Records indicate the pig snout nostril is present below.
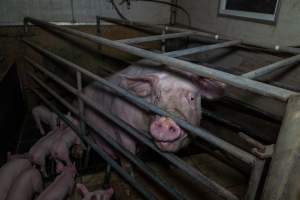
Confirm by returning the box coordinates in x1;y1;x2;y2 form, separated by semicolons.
169;126;177;133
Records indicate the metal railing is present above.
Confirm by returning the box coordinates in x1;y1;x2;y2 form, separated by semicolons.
22;17;300;200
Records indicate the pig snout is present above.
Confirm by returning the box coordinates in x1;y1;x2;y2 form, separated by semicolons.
150;117;182;143
150;117;190;152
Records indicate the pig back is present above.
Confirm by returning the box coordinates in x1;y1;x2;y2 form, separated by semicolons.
0;158;31;200
5;167;43;200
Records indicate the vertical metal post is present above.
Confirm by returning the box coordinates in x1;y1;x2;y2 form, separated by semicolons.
161;26;167;53
245;159;266;200
262;95;300;200
96;16;101;34
76;71;89;167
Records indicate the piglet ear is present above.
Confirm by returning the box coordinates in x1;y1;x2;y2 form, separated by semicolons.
194;77;226;100
120;74;159;97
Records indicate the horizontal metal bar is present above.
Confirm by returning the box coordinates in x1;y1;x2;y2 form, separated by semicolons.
24;39;255;166
164;40;241;57
31;88;156;200
24;17;297;101
26;57;239;200
99;17;300;55
242;53;300;79
29;71;187;200
117;31;194;44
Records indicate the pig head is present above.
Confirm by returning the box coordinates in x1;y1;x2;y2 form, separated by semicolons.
119;68;226;152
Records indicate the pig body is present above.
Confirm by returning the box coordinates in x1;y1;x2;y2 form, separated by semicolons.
6;167;43;200
29;129;62;175
36;164;76;200
0;158;31;200
32;105;59;135
77;184;114;200
83;60;225;154
32;105;71;135
50;119;83;172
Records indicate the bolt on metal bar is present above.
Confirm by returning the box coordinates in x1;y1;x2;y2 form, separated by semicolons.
29;72;187;200
24;17;297;101
23;39;255;166
99;16;300;55
117;31;194;44
242;53;300;79
31;88;156;200
164;40;241;57
26;57;239;200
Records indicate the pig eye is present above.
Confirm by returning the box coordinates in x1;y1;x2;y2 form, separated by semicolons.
190;97;195;101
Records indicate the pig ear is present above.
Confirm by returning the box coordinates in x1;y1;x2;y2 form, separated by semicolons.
120;74;159;97
194;77;226;100
77;184;89;197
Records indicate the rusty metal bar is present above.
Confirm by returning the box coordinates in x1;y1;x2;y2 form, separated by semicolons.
117;31;194;44
164;40;241;57
24;17;297;102
30;88;156;200
242;54;300;79
23;40;256;166
26;57;239;200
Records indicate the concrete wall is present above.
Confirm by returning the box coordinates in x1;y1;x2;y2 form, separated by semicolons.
176;0;300;46
0;0;171;25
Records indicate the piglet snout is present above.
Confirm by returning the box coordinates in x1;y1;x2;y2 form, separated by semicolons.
150;117;182;142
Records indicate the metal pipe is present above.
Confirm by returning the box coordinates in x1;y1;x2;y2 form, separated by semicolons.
117;31;194;44
164;40;241;57
242;54;300;79
245;159;266;200
31;88;156;200
262;95;300;200
24;17;297;101
99;17;300;55
29;72;187;200
23;40;256;166
26;57;239;200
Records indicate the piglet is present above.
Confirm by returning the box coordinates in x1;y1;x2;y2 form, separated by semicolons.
32;105;59;135
36;163;77;200
32;105;71;135
51;119;84;172
5;167;43;200
29;129;62;175
77;184;114;200
0;157;31;200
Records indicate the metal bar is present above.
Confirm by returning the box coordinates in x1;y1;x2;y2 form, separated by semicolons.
262;95;300;200
29;71;187;200
100;17;300;55
242;53;300;79
117;31;193;44
76;71;86;136
31;88;156;200
23;40;256;166
164;40;241;57
245;159;266;200
24;17;297;102
26;57;239;200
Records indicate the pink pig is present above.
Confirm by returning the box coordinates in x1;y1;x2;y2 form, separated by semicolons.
36;163;77;200
77;184;114;200
83;60;226;156
5;167;43;200
0;157;31;200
